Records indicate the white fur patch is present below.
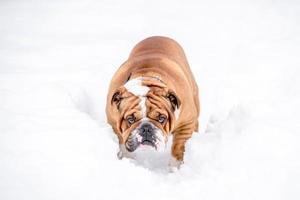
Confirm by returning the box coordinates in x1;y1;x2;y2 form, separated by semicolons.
124;77;149;118
139;96;147;118
124;77;149;96
154;128;166;152
174;108;181;120
131;129;143;143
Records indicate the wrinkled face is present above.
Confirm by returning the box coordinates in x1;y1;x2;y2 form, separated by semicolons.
110;77;181;153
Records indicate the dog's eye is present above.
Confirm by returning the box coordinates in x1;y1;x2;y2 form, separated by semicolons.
158;114;166;124
127;115;135;125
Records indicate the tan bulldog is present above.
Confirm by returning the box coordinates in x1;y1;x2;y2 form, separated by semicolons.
106;36;199;170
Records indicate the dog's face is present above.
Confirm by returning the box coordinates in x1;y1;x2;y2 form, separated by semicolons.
110;77;181;153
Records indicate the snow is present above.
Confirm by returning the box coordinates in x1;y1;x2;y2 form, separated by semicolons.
0;0;300;200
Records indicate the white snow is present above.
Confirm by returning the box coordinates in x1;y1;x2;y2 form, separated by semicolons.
0;0;300;200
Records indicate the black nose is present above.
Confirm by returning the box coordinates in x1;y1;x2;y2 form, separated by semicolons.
140;123;154;140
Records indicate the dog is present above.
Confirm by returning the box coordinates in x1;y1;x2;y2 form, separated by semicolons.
106;36;199;171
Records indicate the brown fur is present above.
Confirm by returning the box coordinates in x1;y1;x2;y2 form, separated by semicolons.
106;36;200;162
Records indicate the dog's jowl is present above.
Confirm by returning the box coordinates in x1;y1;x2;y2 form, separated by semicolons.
106;36;200;171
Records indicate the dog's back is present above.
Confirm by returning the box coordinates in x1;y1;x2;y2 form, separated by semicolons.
129;36;188;68
129;36;200;123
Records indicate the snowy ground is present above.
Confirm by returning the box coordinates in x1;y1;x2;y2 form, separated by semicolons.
0;0;300;199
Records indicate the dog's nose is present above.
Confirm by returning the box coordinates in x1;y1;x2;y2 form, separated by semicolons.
140;123;154;139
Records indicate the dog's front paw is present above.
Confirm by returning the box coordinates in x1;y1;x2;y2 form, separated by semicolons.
117;144;135;160
117;150;124;159
168;157;183;172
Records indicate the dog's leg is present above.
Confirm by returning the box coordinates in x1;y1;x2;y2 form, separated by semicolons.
117;144;135;159
169;122;194;172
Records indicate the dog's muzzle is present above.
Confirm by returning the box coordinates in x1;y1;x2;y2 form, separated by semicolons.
125;122;163;152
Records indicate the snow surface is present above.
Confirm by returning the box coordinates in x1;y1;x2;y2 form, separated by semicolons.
0;0;300;199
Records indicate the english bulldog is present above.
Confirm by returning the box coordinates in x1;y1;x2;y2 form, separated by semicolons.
106;36;200;171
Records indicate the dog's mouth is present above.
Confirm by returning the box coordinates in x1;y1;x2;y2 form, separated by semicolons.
125;138;157;152
140;139;156;148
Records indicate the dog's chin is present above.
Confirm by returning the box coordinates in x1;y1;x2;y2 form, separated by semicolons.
138;140;157;150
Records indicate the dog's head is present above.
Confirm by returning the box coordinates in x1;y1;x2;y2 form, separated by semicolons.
109;76;181;154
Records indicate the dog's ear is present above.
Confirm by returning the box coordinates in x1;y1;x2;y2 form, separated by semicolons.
167;91;181;111
111;89;123;109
